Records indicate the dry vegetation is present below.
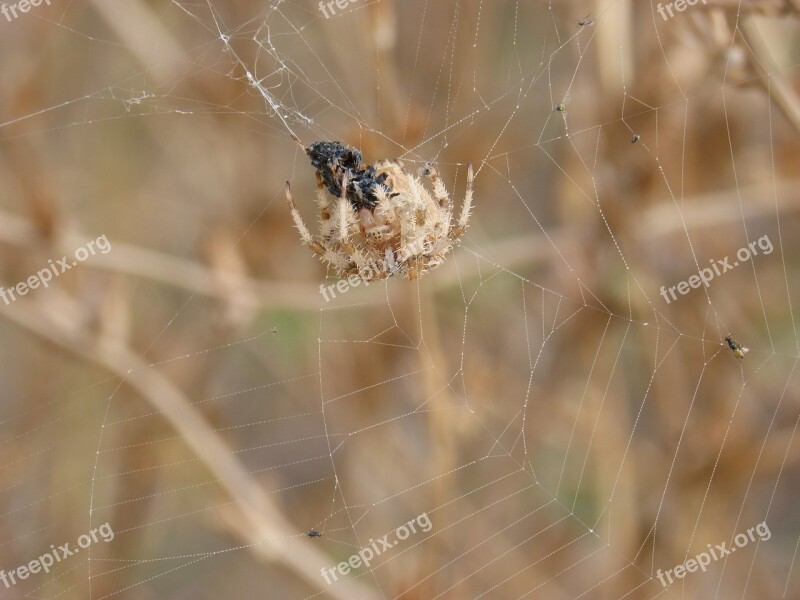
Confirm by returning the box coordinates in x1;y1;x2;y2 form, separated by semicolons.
0;0;799;598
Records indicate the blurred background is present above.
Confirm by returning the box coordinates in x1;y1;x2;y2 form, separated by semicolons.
0;0;799;598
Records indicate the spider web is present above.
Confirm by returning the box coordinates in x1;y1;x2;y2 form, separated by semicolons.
0;0;799;598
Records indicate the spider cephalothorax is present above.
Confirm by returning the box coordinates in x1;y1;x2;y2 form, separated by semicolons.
286;139;473;282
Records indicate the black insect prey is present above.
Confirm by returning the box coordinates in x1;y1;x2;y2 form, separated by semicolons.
304;141;390;211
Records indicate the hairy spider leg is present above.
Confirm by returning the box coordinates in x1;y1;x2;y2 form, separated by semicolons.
421;163;453;238
451;163;473;240
285;181;353;272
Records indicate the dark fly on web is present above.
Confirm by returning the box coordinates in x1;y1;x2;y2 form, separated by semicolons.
725;334;750;361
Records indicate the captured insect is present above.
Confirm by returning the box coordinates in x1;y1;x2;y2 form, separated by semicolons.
578;14;594;27
307;529;322;538
270;326;278;335
725;334;750;361
631;134;640;143
554;92;571;113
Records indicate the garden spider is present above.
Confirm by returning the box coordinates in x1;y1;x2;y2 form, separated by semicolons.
286;139;473;282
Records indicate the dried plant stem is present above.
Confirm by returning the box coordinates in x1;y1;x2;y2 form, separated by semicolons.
740;15;800;136
0;174;796;316
0;209;319;311
0;297;379;600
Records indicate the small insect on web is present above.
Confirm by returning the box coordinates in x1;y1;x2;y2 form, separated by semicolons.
725;334;750;361
578;13;593;27
285;138;474;282
555;92;572;113
307;529;322;538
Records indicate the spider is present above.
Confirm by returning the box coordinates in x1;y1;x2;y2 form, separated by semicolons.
285;139;473;282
